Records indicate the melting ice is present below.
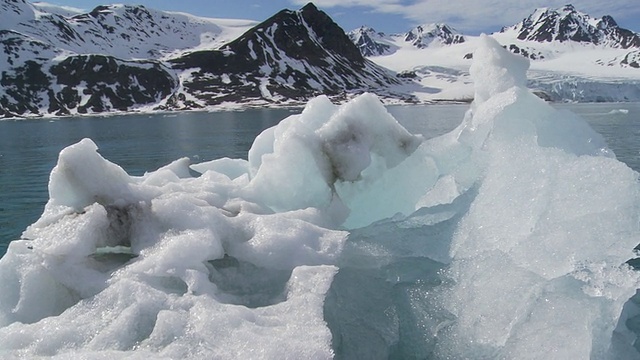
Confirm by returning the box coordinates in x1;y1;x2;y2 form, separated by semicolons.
2;35;640;359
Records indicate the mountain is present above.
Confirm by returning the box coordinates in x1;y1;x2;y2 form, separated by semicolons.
348;23;465;57
166;3;404;108
0;20;178;116
0;48;177;116
621;51;640;68
0;1;408;117
496;4;640;69
0;0;252;60
0;0;256;116
404;23;465;48
348;4;640;104
347;27;395;57
501;4;640;49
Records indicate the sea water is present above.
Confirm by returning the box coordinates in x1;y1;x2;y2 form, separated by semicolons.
0;109;292;256
0;103;638;257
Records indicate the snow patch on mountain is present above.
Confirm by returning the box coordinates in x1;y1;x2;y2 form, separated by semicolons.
500;4;640;49
404;23;465;48
32;2;83;17
347;26;397;57
347;23;465;57
1;1;256;60
353;4;640;104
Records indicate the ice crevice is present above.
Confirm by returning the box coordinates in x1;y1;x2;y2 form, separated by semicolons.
1;35;640;359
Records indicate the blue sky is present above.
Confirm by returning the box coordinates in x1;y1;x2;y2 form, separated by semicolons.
37;0;640;34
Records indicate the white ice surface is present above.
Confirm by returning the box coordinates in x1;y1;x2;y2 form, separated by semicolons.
371;28;640;103
1;35;640;359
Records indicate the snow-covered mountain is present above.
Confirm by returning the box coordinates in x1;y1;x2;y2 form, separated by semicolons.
0;0;253;60
0;1;408;117
0;0;259;116
501;4;640;49
347;23;465;57
618;51;640;68
166;3;404;108
347;27;396;57
404;23;466;48
351;4;640;103
495;4;640;70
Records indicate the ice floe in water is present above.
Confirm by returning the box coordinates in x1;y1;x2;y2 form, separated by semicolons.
2;35;640;359
609;108;630;115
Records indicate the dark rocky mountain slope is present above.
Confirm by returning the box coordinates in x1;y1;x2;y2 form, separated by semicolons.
502;4;640;49
167;3;405;108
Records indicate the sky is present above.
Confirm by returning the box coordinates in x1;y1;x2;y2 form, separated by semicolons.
37;0;640;34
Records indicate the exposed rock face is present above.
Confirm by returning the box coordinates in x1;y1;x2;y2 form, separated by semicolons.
0;59;49;117
404;23;466;48
503;44;545;60
621;51;640;68
49;55;177;115
168;3;403;106
347;27;393;56
0;52;176;116
597;50;640;69
347;23;465;57
502;4;640;48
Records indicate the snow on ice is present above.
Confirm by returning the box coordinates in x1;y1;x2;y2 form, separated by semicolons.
1;35;640;359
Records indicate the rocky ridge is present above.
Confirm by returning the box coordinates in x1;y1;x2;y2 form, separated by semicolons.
347;23;465;57
166;3;405;108
501;4;640;49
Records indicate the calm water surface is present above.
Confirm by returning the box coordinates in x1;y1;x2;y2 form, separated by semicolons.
1;103;639;257
0;109;297;256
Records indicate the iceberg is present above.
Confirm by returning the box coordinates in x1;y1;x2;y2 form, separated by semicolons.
1;35;640;359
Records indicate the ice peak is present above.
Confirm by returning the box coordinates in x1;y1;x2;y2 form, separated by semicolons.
470;35;529;104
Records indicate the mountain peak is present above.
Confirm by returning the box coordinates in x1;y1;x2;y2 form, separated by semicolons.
599;15;617;28
300;2;319;12
404;23;465;47
223;2;364;67
168;3;400;107
347;26;393;56
298;3;363;63
503;5;640;49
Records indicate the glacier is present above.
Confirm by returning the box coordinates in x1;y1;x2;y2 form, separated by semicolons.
2;35;640;359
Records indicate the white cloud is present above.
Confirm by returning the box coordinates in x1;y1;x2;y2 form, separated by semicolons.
291;0;640;33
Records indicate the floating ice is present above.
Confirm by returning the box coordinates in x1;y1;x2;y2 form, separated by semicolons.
1;35;640;359
609;108;630;115
244;93;422;226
